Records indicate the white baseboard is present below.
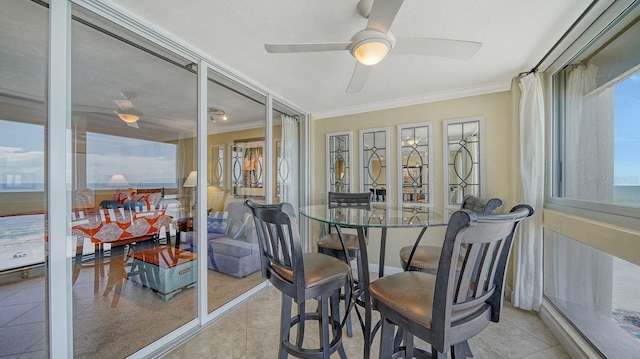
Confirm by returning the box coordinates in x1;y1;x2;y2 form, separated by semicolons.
539;298;602;359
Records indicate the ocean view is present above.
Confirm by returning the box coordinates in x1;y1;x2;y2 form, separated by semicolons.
613;185;640;207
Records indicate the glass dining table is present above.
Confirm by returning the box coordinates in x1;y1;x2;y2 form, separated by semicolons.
299;204;452;359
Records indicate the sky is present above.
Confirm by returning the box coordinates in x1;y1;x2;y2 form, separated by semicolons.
614;73;640;185
0;122;176;190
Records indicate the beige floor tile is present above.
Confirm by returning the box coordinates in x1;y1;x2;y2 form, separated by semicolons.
520;345;571;359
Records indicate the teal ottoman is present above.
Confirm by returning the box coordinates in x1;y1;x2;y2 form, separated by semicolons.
128;247;196;301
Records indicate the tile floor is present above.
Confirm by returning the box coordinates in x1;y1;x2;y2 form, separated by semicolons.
0;258;262;359
164;286;570;359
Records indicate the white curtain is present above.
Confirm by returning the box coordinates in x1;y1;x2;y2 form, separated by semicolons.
564;64;614;202
513;73;544;310
547;63;614;314
281;115;299;209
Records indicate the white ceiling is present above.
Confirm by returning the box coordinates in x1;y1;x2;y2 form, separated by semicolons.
111;0;593;118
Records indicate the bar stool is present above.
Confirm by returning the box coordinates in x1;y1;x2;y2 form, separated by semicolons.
316;192;371;336
372;205;533;358
399;195;502;272
246;200;349;359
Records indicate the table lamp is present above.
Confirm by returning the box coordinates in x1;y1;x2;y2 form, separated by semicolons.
183;171;209;212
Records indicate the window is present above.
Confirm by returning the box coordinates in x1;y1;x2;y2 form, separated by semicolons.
397;123;432;206
85;132;177;190
0;120;44;192
553;16;640;212
548;6;640;358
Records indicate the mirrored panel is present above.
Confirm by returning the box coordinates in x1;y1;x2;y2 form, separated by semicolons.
361;128;389;203
0;1;48;357
444;118;483;207
398;123;431;206
327;132;352;193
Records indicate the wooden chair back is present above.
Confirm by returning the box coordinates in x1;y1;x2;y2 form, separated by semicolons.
327;191;371;209
431;205;533;351
245;200;305;300
460;194;502;214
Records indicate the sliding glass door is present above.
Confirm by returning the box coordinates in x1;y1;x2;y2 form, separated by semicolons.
0;1;48;358
0;1;308;357
70;5;197;357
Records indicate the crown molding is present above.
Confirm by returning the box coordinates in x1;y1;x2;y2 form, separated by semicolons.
311;81;511;120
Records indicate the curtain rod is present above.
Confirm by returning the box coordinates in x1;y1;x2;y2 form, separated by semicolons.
518;0;600;77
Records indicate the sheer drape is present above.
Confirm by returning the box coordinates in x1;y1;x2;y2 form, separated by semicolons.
513;73;544;310
564;64;614;202
281;115;299;209
546;63;614;313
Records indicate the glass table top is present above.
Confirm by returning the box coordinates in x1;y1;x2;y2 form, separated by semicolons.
299;204;453;228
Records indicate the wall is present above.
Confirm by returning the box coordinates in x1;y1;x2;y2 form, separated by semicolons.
310;91;517;269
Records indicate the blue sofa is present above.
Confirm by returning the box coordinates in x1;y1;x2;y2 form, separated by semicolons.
184;202;260;278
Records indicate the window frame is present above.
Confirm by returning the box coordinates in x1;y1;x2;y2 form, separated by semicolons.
547;1;640;228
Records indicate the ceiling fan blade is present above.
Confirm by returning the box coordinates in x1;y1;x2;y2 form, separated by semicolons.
265;42;351;53
126;121;139;129
367;0;405;34
346;62;372;93
393;38;482;59
113;99;134;110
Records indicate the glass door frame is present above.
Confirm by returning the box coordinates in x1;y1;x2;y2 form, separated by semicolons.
48;0;310;357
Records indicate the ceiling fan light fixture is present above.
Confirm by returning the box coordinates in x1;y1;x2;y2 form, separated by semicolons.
208;107;227;122
117;113;139;123
114;109;142;123
353;40;389;66
349;29;395;66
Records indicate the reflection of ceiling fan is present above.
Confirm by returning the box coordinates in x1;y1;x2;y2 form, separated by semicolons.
113;91;142;128
264;0;482;93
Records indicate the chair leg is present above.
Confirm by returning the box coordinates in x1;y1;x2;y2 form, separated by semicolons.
330;289;348;359
463;340;473;357
319;294;330;359
296;301;305;347
379;317;395;358
404;330;414;358
431;347;447;359
280;294;292;359
343;277;353;337
451;342;468;359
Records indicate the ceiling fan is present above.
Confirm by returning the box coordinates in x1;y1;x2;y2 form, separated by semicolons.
113;91;142;128
264;0;482;93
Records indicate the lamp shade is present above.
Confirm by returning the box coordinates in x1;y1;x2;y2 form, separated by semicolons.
183;171;198;188
107;174;129;187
